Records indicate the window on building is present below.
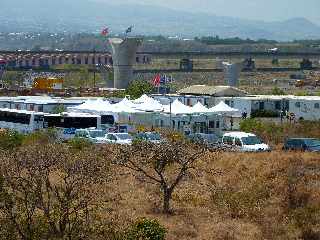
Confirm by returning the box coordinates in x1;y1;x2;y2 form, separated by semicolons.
259;102;265;110
216;121;220;129
315;103;320;109
275;101;281;110
38;105;43;112
187;99;191;106
295;102;301;108
209;121;215;128
101;115;115;125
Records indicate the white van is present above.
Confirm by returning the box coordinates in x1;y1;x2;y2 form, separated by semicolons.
74;128;107;144
222;132;270;152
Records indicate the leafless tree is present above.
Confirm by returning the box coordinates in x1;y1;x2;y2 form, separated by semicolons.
0;143;110;240
114;139;206;214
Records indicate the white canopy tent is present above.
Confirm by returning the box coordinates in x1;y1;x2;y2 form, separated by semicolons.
68;99;112;113
163;99;193;115
208;101;240;115
191;102;210;113
134;95;164;112
132;94;152;104
109;98;139;113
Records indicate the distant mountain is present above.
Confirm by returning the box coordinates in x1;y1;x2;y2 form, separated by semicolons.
1;0;320;40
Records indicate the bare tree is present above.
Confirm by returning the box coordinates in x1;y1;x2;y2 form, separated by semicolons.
114;139;206;214
0;143;110;240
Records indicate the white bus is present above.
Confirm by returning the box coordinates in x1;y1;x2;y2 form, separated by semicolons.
0;108;44;134
0;108;117;136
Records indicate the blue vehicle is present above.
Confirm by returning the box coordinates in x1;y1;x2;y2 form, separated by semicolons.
283;138;320;152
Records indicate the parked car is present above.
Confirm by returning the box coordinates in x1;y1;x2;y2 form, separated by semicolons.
222;132;270;152
187;133;219;145
134;132;162;144
74;128;107;144
283;138;320;152
105;133;133;145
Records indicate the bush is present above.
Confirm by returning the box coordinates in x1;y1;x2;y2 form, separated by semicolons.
251;109;279;118
271;87;286;95
68;137;93;150
212;181;270;219
22;128;58;145
125;218;166;240
240;119;320;145
126;81;154;99
0;130;24;150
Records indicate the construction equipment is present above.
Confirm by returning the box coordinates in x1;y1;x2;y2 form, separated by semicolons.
33;77;64;90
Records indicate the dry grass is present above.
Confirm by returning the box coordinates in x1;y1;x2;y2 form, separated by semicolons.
1;137;319;239
96;150;320;240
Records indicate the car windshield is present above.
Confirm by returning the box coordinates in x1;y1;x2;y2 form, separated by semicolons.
304;139;320;147
89;130;105;138
116;134;132;140
146;133;161;140
241;136;263;145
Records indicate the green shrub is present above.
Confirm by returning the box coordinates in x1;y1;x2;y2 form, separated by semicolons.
23;129;58;145
68;137;93;150
240;119;320;145
0;130;24;150
125;218;166;240
271;87;286;95
251;109;279;118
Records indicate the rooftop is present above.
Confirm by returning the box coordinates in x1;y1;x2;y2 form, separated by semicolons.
178;85;248;97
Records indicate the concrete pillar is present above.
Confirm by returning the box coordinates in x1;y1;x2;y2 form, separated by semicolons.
222;62;242;87
109;37;142;89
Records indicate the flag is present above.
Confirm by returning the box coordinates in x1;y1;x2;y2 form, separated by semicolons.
101;27;109;36
152;74;161;87
160;75;166;84
125;26;133;34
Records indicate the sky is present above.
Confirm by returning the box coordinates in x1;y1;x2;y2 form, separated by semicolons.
95;0;320;24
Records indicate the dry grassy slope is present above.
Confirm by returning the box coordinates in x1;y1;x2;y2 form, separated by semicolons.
103;151;320;240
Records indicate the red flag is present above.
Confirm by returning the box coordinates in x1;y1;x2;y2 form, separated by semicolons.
152;74;161;87
101;27;109;36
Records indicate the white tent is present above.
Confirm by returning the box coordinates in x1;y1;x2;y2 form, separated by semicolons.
69;99;112;113
110;98;139;113
132;94;153;104
191;102;210;113
134;95;164;112
208;101;240;115
116;97;137;108
163;99;193;114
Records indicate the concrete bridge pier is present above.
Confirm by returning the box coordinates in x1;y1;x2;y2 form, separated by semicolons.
109;38;142;89
222;62;242;87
